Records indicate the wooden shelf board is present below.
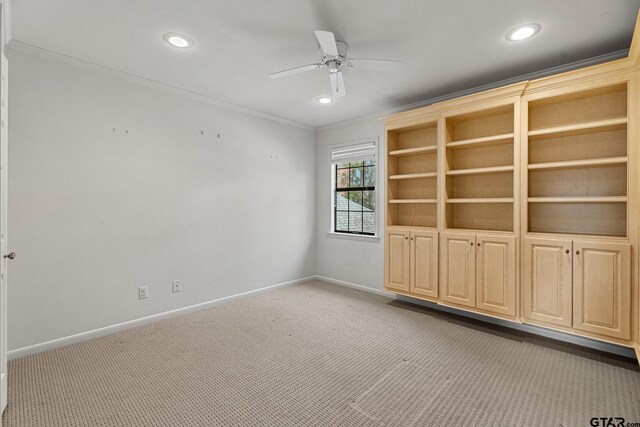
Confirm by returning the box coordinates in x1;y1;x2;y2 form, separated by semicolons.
528;196;627;203
528;117;627;140
388;199;438;204
446;165;514;176
528;157;627;171
388;172;437;180
446;133;514;150
386;225;437;231
447;198;514;204
389;146;437;157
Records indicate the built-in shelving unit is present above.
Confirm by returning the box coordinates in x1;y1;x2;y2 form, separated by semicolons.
444;104;516;232
525;82;628;237
383;36;640;355
386;121;439;228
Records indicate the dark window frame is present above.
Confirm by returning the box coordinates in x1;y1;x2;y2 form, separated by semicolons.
333;161;376;236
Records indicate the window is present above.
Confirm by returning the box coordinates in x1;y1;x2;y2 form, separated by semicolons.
331;141;377;236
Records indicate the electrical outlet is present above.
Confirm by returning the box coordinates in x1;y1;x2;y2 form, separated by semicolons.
172;280;181;293
138;286;148;299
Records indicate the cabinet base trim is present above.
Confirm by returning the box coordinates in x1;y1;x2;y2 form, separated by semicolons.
394;294;636;359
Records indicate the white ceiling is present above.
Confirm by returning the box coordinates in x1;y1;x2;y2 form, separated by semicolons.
11;0;640;128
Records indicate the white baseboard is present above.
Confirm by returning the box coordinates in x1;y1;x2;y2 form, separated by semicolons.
8;276;316;361
313;275;395;298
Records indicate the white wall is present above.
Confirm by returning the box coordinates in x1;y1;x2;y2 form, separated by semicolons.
315;119;385;290
7;51;316;351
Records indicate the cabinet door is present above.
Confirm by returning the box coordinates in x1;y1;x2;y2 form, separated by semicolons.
523;238;573;327
441;232;476;308
573;240;631;340
410;230;438;299
476;234;516;317
385;229;410;292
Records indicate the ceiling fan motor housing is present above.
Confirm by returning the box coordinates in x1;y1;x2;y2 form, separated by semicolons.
321;40;348;72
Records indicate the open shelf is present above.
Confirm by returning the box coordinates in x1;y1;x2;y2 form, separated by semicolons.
389;146;438;156
446;133;514;150
528;156;627;171
387;203;437;228
389;199;437;204
446;203;513;232
388;172;437;180
528;196;627;203
446;165;514;176
443;103;516;232
448;198;514;204
526;82;629;238
528;117;627;140
528;203;626;237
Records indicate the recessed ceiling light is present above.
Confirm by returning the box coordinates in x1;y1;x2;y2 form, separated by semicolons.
316;97;334;104
163;32;194;48
506;23;541;41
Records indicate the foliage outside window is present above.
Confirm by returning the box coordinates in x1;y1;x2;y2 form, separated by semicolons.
334;160;375;235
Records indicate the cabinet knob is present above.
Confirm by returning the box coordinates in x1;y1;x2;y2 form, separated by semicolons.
405;236;408;240
470;242;474;246
576;250;580;255
477;243;481;247
565;249;569;254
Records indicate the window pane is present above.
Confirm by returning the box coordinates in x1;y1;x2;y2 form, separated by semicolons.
364;159;375;166
335;191;349;210
363;190;376;211
363;212;375;234
349;212;363;233
336;211;348;232
364;166;375;187
337;162;350;169
336;168;349;189
350;167;363;187
348;191;362;209
349;161;364;167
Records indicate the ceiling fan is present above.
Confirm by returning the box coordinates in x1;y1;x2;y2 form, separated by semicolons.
270;30;402;98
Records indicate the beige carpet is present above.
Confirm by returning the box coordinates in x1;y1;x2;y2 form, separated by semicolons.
4;280;640;426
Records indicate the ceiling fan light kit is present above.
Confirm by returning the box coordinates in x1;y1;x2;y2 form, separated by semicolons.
270;30;402;99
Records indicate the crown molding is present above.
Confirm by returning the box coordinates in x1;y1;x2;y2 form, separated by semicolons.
317;49;629;133
6;40;315;132
2;0;11;43
5;39;630;134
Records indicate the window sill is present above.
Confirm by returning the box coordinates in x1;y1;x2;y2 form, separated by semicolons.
325;232;381;242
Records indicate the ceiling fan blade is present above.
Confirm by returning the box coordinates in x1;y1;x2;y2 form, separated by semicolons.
270;63;323;79
347;58;402;72
314;30;339;56
329;71;346;98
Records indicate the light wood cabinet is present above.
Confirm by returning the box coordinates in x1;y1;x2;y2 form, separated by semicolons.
523;237;631;340
385;229;439;299
385;229;410;292
441;232;476;308
410;230;439;298
523;238;573;327
476;235;517;317
573;240;631;340
441;232;517;316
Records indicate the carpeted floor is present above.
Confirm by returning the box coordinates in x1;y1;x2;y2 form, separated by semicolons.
4;280;640;426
